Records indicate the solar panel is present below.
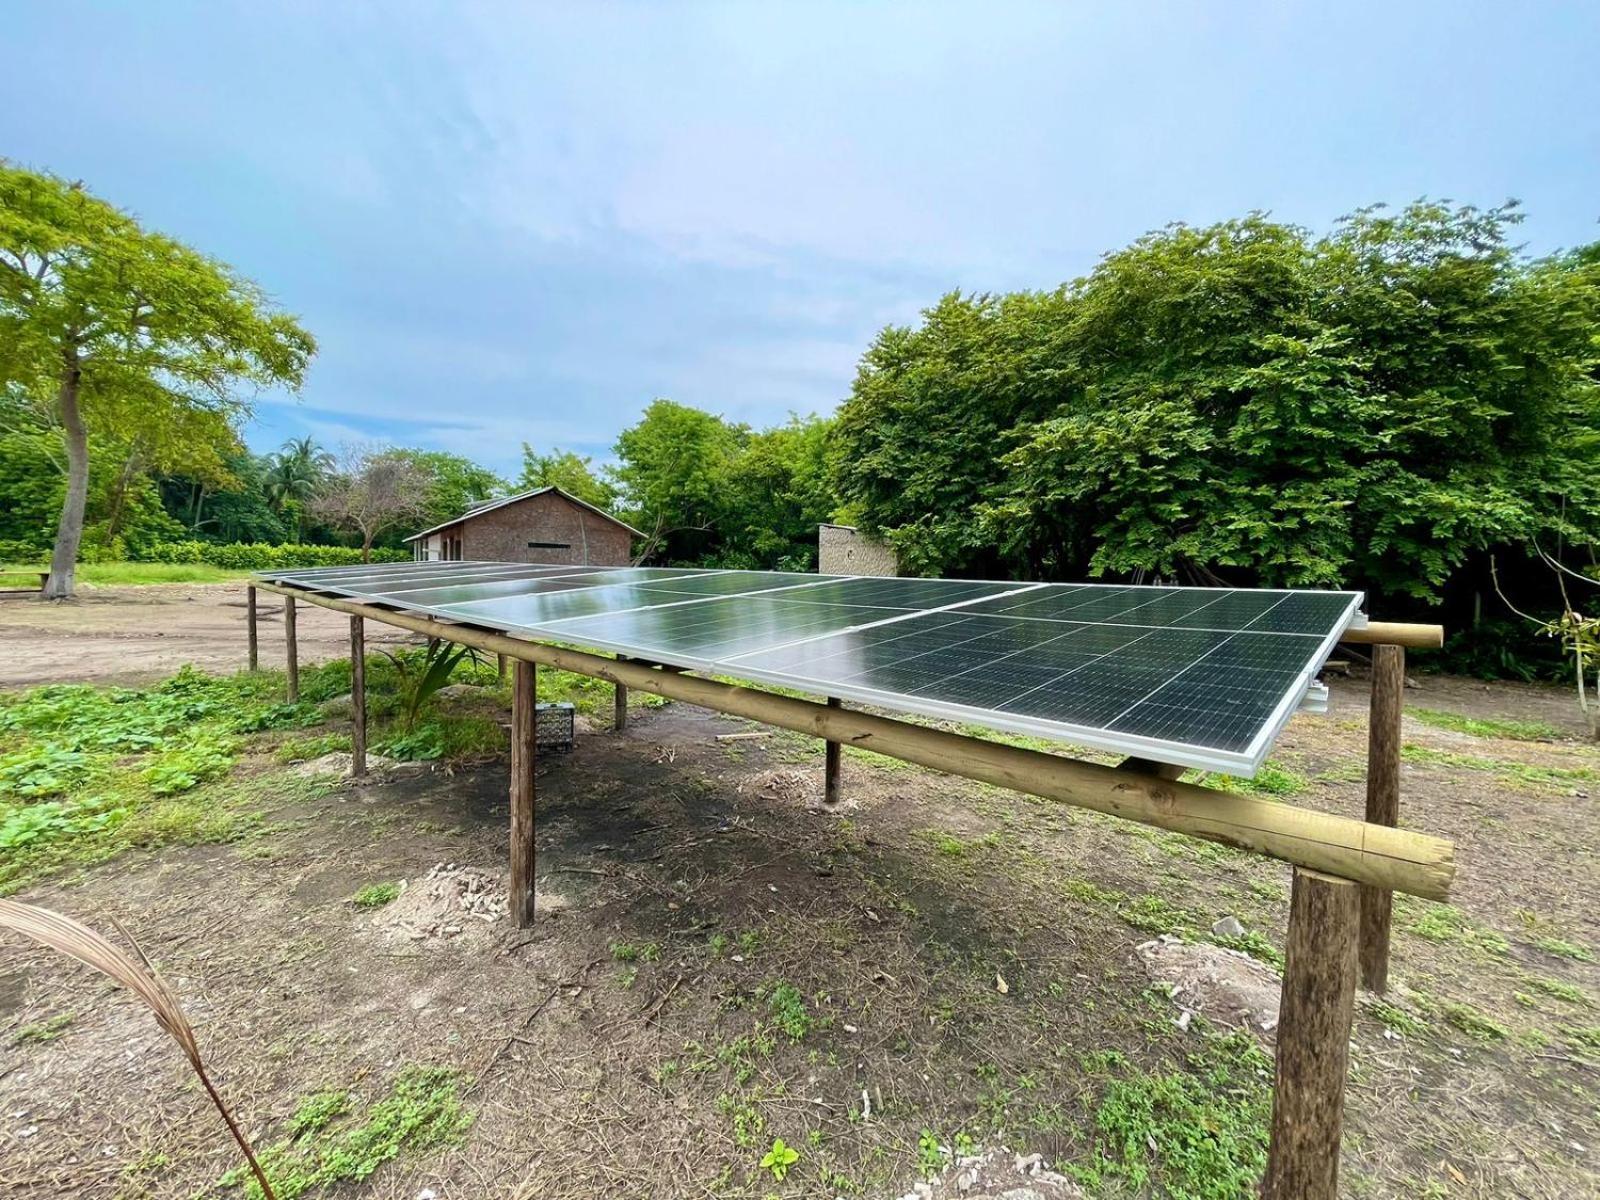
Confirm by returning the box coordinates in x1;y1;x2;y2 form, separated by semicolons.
257;561;1361;775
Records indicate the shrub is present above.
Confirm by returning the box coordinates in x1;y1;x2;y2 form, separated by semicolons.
130;542;411;570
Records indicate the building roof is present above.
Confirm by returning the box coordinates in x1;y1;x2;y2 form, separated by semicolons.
404;486;644;541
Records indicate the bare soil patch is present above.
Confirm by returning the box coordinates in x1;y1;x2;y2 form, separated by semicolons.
0;602;1597;1198
0;582;413;689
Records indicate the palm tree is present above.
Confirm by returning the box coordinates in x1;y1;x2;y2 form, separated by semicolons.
263;436;333;540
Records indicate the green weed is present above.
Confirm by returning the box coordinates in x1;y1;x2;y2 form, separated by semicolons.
11;1012;73;1045
1403;902;1510;957
765;982;812;1041
1533;936;1594;963
1400;744;1600;790
1440;1002;1508;1042
1075;1033;1272;1199
219;1065;471;1199
351;882;401;908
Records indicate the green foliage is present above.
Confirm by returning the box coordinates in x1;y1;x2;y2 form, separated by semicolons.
381;642;478;729
129;541;409;569
1532;936;1594;963
833;202;1600;604
389;448;505;531
0;162;315;591
760;1137;800;1182
517;444;618;510
765;982;812;1040
220;1065;471;1200
610;400;836;569
351;882;401;908
916;1128;947;1179
0;666;332;891
1075;1033;1272;1199
11;1012;74;1045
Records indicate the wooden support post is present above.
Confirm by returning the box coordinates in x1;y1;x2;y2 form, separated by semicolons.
1264;868;1359;1200
349;615;366;779
509;659;537;928
497;652;507;681
614;654;629;731
1360;643;1404;993
246;585;259;672
824;697;843;806
284;594;299;702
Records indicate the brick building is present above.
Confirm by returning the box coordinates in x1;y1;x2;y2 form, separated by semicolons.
405;486;641;567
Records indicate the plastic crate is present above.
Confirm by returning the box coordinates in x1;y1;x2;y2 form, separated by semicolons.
535;701;576;752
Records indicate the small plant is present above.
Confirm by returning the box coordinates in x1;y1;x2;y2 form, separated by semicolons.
381;642;479;730
916;1128;947;1179
610;940;660;963
351;882;400;909
760;1137;800;1182
766;982;812;1041
11;1011;74;1044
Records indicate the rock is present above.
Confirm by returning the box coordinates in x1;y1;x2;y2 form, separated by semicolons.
435;683;482;701
1211;915;1246;938
319;693;354;717
1136;937;1282;1035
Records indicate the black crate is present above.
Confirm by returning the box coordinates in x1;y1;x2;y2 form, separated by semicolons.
536;701;576;752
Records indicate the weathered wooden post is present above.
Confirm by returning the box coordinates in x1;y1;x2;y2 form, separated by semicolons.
509;659;537;927
497;652;507;681
246;585;259;672
1264;868;1359;1200
1360;643;1404;992
350;615;366;779
284;594;299;701
823;697;843;806
614;654;629;731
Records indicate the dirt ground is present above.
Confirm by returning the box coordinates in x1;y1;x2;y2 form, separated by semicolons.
0;584;411;688
2;590;1598;1199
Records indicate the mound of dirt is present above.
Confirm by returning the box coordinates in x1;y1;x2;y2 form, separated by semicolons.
888;1145;1085;1199
1136;934;1282;1034
369;863;508;949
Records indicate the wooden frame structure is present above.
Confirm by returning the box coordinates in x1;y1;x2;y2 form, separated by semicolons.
244;579;1447;1197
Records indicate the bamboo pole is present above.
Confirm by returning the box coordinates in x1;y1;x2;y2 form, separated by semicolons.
1341;621;1442;649
510;660;537;927
246;585;258;672
1264;868;1360;1200
1360;644;1404;992
350;616;366;779
283;594;299;702
824;697;843;807
253;582;1456;900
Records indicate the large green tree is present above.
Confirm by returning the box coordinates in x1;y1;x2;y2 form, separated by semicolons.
0;163;314;596
611;399;751;562
516;444;618;511
833;202;1600;601
389;448;504;533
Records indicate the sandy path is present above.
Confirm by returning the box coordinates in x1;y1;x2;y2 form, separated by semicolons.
0;582;416;689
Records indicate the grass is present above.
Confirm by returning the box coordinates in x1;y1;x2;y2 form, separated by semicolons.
1400;743;1600;790
10;1012;74;1045
218;1064;472;1199
1072;1031;1272;1199
1401;901;1510;958
1532;936;1595;963
38;562;253;586
1408;708;1561;741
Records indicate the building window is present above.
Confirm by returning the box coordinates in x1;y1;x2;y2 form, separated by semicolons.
527;541;572;550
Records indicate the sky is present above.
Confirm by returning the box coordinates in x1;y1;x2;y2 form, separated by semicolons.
3;1;1597;477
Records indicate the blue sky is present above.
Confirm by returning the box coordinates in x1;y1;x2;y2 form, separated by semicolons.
4;1;1596;477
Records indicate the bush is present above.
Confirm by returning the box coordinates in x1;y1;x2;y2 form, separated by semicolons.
129;542;411;569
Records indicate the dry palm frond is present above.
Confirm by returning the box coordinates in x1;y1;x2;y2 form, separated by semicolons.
0;898;277;1199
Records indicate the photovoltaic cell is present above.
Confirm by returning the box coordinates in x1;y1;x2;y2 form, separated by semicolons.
255;560;1362;775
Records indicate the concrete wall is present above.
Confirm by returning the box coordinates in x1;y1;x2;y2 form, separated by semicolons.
818;524;898;577
441;492;633;565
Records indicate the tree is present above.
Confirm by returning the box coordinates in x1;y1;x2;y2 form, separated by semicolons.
262;436;334;539
611;400;749;562
715;416;837;570
516;444;617;511
389;448;504;532
0;163;315;596
309;446;432;562
832;202;1600;604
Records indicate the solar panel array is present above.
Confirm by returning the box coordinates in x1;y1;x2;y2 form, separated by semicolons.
256;561;1363;776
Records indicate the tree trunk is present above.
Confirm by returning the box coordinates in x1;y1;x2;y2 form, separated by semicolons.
44;356;87;600
360;533;373;564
